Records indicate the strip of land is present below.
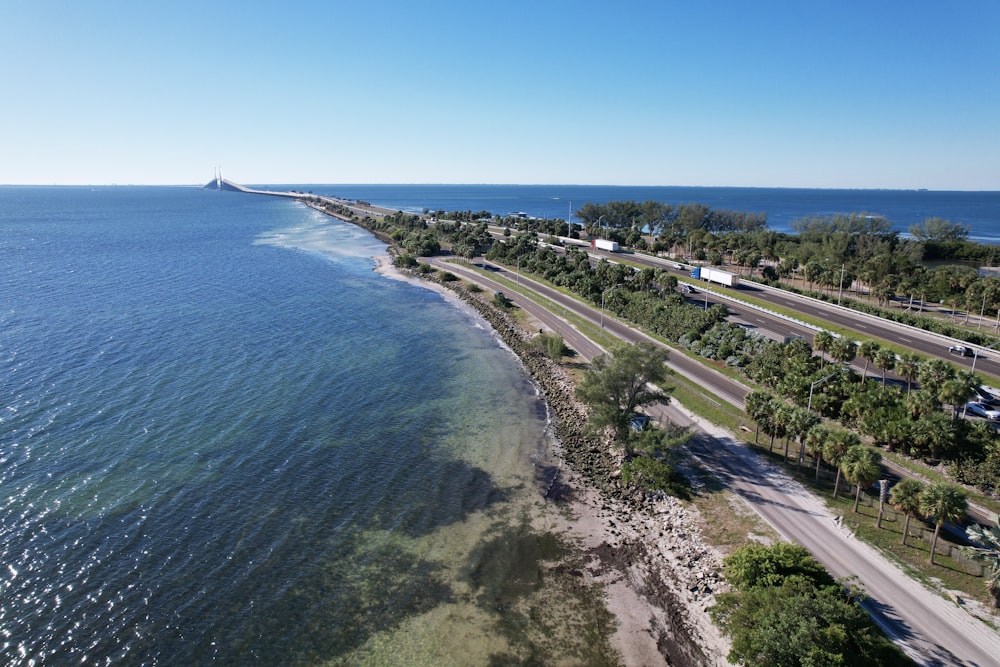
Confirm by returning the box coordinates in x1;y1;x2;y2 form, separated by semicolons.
237;183;1000;665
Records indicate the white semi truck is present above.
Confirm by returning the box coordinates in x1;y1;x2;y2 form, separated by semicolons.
690;266;739;287
591;238;619;252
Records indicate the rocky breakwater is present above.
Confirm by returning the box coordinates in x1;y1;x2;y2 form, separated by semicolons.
418;270;731;667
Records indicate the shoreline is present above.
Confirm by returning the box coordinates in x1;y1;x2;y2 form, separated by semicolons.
374;254;731;666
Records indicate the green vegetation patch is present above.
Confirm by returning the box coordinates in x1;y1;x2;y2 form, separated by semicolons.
711;543;913;666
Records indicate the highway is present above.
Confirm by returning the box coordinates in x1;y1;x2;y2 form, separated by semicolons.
428;255;1000;666
595;246;1000;379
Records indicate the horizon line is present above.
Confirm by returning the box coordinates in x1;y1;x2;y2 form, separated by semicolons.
1;182;998;193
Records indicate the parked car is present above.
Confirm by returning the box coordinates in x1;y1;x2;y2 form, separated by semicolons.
966;402;1000;420
948;345;974;357
629;415;650;432
974;386;1000;405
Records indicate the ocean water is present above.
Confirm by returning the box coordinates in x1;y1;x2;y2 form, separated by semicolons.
0;187;608;665
260;184;1000;242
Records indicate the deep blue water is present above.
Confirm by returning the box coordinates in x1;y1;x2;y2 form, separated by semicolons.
256;184;1000;242
0;187;563;665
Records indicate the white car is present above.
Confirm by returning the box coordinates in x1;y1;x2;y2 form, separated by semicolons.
966;402;1000;420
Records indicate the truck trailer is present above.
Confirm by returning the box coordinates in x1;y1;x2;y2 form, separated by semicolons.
690;266;739;287
591;238;619;252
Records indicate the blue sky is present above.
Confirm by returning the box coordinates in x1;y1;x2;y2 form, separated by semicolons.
2;1;998;189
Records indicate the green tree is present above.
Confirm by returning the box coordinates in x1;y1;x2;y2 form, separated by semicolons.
769;403;794;454
874;347;897;388
830;337;857;367
908;411;956;459
744;390;777;445
813;330;834;367
805;424;832;481
896;353;921;395
787;407;820;466
917;358;955;398
840;445;883;513
722;542;834;590
940;377;975;420
711;544;906;667
574;342;671;441
858;340;880;383
920;482;968;565
824;430;861;499
962;514;1000;604
908;217;970;242
890;478;925;547
712;578;906;667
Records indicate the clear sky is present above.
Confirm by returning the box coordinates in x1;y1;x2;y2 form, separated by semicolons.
2;1;998;189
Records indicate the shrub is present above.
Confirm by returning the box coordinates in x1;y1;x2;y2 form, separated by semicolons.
621;455;689;498
493;291;512;308
536;333;568;360
393;254;418;268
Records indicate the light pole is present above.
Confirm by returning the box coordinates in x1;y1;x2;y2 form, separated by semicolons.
837;263;846;306
808;367;847;412
600;287;614;329
598;215;606;240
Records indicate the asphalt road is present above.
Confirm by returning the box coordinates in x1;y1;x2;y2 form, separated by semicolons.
601;247;1000;379
426;255;1000;666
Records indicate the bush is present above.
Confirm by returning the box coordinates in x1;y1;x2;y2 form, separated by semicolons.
393;254;418;268
536;333;568;359
621;455;690;498
493;291;512;308
711;543;909;667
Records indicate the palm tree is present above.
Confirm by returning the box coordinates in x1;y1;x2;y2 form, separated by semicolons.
803;260;824;292
830;336;857;367
840;445;882;513
896;352;921;395
920;482;968;565
874;347;897;388
744;391;776;445
939;377;974;420
769;403;793;454
858;340;880;383
824;430;860;498
813;330;834;367
871;415;909;453
805;424;832;481
890;478;925;546
918;358;955;397
906;388;941;419
788;407;820;466
962;514;1000;604
909;411;955;460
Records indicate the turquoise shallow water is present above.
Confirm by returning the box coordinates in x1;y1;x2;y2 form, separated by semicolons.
0;187;589;665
